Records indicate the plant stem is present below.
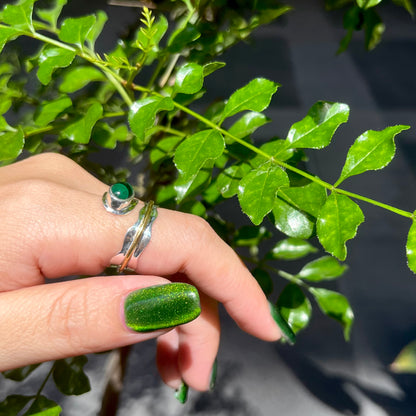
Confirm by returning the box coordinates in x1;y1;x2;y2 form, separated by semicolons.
34;363;55;400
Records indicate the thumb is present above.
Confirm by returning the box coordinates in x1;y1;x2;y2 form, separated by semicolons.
0;275;201;371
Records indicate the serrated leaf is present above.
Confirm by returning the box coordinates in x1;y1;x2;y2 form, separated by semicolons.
1;0;35;32
61;101;102;143
286;101;349;149
337;125;410;185
86;11;107;49
220;78;279;122
406;217;416;273
203;61;226;77
25;395;62;415
59;66;105;93
228;111;270;140
36;0;67;30
0;127;24;161
391;340;416;373
174;129;224;181
267;238;317;260
0;395;33;415
37;46;76;85
0;25;22;53
53;356;91;395
34;96;72;126
174;63;204;95
251;139;295;167
216;163;251;198
238;161;289;225
310;287;354;340
128;96;174;145
297;255;348;281
357;0;382;9
252;268;273;295
316;193;364;261
59;15;96;48
2;364;40;381
277;284;312;334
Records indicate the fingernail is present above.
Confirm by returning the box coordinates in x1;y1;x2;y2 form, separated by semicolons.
174;380;188;404
269;301;296;345
209;358;217;390
124;283;201;332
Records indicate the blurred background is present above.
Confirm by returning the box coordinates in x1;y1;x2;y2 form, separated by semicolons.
2;1;416;414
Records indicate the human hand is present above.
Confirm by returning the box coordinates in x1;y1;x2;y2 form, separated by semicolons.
0;153;282;395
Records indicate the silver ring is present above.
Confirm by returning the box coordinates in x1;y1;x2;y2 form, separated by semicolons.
103;182;138;215
117;201;158;273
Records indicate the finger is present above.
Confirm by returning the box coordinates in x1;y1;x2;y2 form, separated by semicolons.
0;275;201;371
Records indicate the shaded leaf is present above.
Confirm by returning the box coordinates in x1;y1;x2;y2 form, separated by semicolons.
203;61;226;77
267;238;317;260
59;66;105;93
337;125;410;185
174;62;204;95
36;0;67;30
277;284;312;334
357;0;382;9
25;395;61;415
252;268;273;295
1;0;34;32
167;22;200;53
92;123;128;149
128;96;174;145
228;111;270;140
149;135;183;169
34;96;72;126
233;225;271;247
53;356;91;395
61;101;102;144
37;46;76;85
316;193;364;261
238;161;289;225
297;255;348;281
406;216;416;273
216;163;251;198
392;0;414;16
59;15;96;48
220;78;278;122
0;127;24;161
0;395;33;415
2;364;40;381
174;129;224;181
363;8;385;50
391;340;416;373
0;25;22;53
286;101;349;149
310;287;354;340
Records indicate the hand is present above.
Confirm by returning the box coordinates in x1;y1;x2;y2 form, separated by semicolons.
0;153;281;393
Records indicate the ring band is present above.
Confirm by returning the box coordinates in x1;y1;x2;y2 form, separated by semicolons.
103;182;139;215
117;201;158;273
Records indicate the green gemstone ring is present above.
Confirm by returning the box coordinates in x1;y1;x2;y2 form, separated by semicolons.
102;182;139;215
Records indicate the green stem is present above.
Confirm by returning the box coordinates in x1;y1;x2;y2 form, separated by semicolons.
277;270;308;288
34;363;55;400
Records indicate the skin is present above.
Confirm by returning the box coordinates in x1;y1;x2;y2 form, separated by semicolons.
0;153;281;392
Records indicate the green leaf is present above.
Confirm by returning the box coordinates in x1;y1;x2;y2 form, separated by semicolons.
0;395;33;415
24;395;62;415
34;96;72;126
59;66;105;93
269;302;296;344
58;15;96;48
233;225;271;247
267;238;317;260
86;11;107;49
286;101;349;149
391;340;416;373
61;101;102;144
277;284;312;334
310;287;354;340
1;0;35;32
0;127;24;161
337;125;410;185
174;63;204;95
203;61;226;77
167;23;200;53
406;216;416;273
251;139;295;167
356;0;382;9
37;46;76;85
128;96;174;145
2;364;40;381
174;129;224;181
220;78;279;122
363;8;385;50
0;25;22;53
238;161;289;225
316;193;364;261
53;356;91;395
216;163;251;198
252;268;273;295
392;0;414;16
228;112;270;140
92;123;128;149
36;0;67;30
297;255;348;281
149;135;183;169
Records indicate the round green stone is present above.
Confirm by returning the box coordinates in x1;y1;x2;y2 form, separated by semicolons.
111;182;134;200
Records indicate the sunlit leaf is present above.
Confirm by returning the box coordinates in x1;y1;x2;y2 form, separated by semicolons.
0;127;24;161
391;340;416;373
34;96;72;126
228;111;270;140
86;11;107;49
310;287;354;340
59;66;105;93
59;15;96;49
238;161;289;225
1;0;35;32
286;101;349;149
297;255;348;281
251;139;294;167
174;62;204;95
316;193;364;261
0;25;22;53
53;356;91;396
37;45;76;85
167;22;200;53
357;0;382;9
36;0;67;30
25;395;62;415
267;238;317;260
203;61;226;77
216;163;251;198
277;284;312;334
406;216;416;273
92;123;128;149
337;125;410;185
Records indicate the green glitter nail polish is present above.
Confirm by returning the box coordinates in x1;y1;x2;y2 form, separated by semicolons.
209;358;217;390
174;381;188;404
124;283;201;332
269;301;296;345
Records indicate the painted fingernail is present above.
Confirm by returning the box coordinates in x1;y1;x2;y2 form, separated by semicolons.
124;283;201;332
209;358;218;390
269;301;296;345
175;380;188;404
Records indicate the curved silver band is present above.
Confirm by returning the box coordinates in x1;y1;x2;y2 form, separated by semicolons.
102;187;138;215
